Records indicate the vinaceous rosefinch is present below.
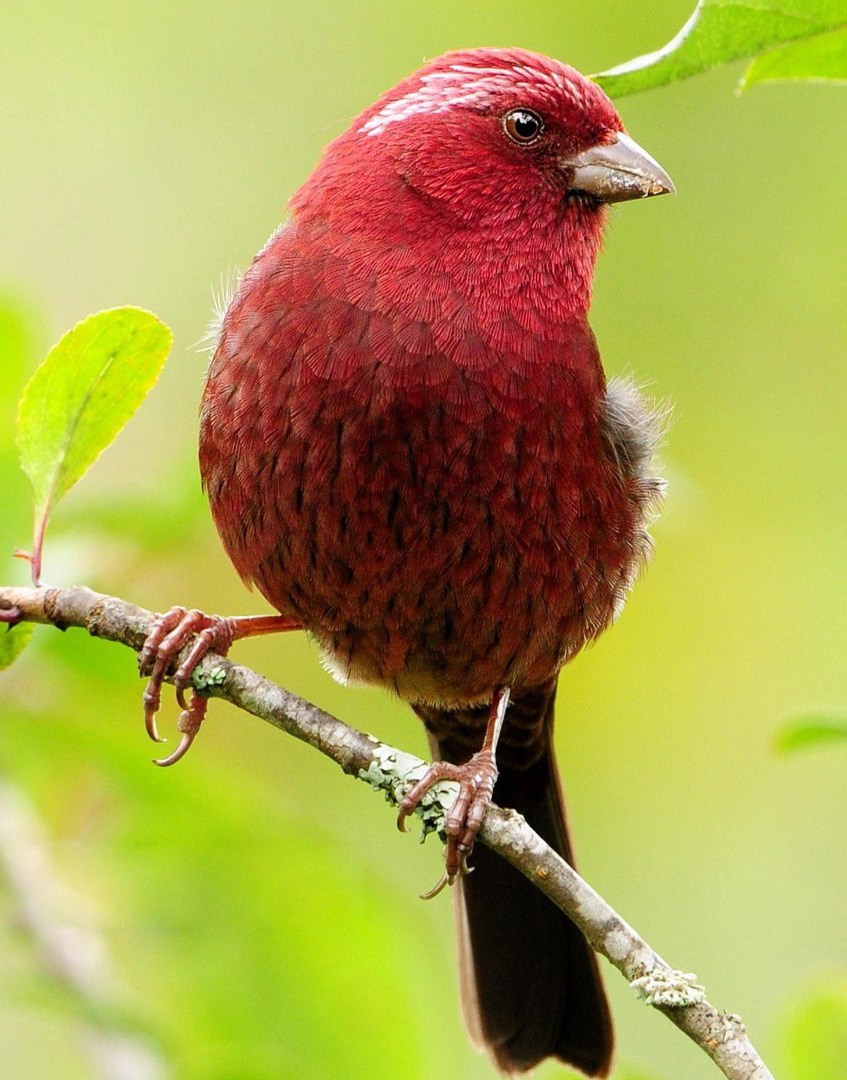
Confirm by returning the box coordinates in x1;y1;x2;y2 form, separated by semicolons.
140;47;672;1076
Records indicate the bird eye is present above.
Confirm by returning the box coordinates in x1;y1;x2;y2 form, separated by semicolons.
503;108;544;145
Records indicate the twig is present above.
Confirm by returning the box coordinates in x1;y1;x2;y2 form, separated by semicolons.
0;584;775;1080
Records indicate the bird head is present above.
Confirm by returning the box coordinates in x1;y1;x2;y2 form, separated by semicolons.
288;49;673;318
293;48;672;236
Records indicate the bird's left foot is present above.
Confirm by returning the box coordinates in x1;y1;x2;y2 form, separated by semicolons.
397;749;498;897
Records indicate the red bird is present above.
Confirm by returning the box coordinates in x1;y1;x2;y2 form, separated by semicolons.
141;48;672;1076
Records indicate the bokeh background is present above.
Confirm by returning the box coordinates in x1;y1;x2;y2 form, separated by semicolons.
1;1;845;1078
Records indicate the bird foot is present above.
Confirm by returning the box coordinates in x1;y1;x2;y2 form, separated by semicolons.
397;749;498;895
138;609;301;766
151;691;209;768
138;607;239;766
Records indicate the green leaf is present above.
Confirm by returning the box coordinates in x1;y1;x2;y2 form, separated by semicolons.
0;622;35;670
16;307;172;581
593;1;847;98
743;26;847;86
784;984;847;1080
775;712;847;753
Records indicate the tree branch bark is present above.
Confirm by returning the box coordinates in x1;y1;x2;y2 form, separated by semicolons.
0;583;774;1080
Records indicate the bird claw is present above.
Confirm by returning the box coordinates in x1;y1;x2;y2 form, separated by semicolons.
138;607;238;765
419;851;474;900
397;750;498;897
420;868;453;900
153;694;208;767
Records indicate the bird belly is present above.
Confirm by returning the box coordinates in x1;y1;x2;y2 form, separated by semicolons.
203;366;643;706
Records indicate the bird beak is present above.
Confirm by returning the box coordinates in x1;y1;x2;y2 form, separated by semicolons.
563;132;675;203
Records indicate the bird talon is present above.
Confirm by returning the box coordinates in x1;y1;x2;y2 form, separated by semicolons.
152;694;207;767
143;687;166;743
153;730;195;767
420;869;453;900
145;712;166;744
419;844;475;900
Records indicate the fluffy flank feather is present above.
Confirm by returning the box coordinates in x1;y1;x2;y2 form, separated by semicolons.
197;268;243;355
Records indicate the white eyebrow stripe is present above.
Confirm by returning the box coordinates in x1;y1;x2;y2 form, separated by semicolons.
449;64;512;77
358;62;579;138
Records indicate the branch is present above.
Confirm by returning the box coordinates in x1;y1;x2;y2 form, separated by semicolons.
1;584;774;1080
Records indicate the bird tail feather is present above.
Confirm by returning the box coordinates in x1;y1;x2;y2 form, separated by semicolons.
422;686;613;1076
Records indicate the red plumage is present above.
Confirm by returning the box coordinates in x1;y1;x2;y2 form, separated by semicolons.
199;48;670;1075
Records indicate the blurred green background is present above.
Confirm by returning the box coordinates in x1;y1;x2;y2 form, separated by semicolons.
1;1;845;1078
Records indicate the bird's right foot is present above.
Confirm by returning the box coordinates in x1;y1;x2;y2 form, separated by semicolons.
138;608;302;766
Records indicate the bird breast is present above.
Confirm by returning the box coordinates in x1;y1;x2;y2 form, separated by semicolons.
200;222;662;705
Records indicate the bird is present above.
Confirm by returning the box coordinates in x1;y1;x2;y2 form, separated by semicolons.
139;47;672;1076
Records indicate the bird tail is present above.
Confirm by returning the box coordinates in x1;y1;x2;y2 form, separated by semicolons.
419;685;613;1076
